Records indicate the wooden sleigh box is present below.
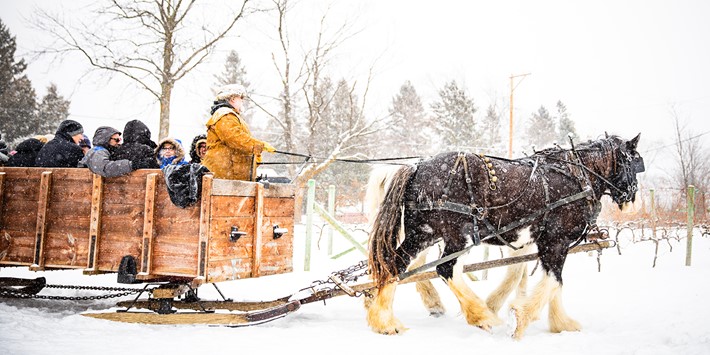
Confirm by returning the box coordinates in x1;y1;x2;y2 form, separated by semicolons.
0;167;294;284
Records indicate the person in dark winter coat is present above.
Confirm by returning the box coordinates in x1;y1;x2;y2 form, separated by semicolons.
112;119;160;170
0;133;9;165
163;163;209;208
78;126;133;177
155;138;188;169
35;119;86;168
188;134;207;164
6;138;45;167
78;134;92;155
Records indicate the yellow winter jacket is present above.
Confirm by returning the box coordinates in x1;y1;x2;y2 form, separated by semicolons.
202;107;267;180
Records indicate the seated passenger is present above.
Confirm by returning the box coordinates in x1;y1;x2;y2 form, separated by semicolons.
78;126;133;177
78;134;92;155
6;138;45;167
0;133;8;166
35;120;85;168
155;138;188;169
189;134;207;164
113;119;160;169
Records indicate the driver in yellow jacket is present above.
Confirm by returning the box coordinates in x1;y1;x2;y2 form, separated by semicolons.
202;84;275;180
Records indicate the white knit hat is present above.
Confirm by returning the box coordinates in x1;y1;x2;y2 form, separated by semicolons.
215;83;247;101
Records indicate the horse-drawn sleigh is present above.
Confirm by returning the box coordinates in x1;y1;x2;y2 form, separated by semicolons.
0;134;643;337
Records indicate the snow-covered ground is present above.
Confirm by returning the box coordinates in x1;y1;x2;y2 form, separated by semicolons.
1;225;709;355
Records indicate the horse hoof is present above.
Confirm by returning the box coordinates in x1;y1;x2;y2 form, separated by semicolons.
429;311;445;318
509;306;527;339
550;318;582;333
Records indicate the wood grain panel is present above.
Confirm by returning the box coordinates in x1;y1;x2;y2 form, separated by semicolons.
263;197;295;217
210;196;255;217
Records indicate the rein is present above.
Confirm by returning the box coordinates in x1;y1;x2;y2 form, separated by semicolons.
272;150;422;164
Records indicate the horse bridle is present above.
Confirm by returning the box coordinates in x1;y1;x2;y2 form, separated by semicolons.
562;140;644;203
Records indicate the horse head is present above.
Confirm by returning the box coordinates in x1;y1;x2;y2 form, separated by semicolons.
604;133;644;210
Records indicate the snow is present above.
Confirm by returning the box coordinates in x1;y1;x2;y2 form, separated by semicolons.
2;226;710;355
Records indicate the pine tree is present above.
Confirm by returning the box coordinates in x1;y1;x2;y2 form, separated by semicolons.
430;80;478;151
215;50;254;124
0;19;27;95
0;19;37;143
387;81;433;156
556;100;578;145
526;105;556;150
481;104;504;155
37;83;71;135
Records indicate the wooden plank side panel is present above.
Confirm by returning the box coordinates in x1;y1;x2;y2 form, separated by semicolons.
209;196;255;217
148;178;200;278
258;215;294;277
207;258;252;283
85;174;104;272
197;175;213;279
0;230;36;265
0;166;41;264
139;173;157;275
252;183;263;277
31;171;52;269
264;197;296;217
96;172;148;272
43;196;91;268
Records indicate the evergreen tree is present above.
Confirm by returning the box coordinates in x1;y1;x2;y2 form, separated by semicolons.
430;80;478;151
481;103;505;156
526;105;556;149
215;50;254;124
37;83;71;134
0;19;37;143
0;19;27;95
556;100;578;145
387;81;433;156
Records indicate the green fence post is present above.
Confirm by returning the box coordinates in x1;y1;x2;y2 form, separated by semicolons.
305;179;316;271
328;185;335;256
686;185;695;267
650;188;656;239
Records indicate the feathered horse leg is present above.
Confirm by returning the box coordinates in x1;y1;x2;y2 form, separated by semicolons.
486;244;533;314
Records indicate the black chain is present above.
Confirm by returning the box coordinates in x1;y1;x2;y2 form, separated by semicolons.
305;260;374;298
0;284;151;301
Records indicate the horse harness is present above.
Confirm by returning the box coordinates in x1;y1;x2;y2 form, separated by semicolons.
406;151;598;252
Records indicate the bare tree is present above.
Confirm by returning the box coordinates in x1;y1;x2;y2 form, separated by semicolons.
32;0;252;139
669;107;710;206
265;0;384;185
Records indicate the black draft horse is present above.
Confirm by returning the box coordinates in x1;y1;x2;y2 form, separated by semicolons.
366;134;644;338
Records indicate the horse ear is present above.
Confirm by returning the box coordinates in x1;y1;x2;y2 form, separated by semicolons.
627;133;641;150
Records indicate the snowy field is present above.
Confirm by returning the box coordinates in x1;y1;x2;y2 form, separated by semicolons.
1;225;709;355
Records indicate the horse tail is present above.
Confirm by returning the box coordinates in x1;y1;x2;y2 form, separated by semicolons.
368;164;416;289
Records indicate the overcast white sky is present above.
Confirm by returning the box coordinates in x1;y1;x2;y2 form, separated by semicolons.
1;0;709;171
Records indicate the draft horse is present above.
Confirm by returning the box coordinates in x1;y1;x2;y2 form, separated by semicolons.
366;134;644;338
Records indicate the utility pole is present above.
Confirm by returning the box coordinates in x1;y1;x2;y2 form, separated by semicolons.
509;73;531;158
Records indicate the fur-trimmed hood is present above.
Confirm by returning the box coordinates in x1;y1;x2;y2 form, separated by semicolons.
155;137;187;167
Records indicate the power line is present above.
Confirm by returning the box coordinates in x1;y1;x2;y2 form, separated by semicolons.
641;129;710;154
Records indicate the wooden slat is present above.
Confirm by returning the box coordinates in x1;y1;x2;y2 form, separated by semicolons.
85;174;104;273
30;171;52;270
252;183;264;277
139;173;157;275
198;175;213;280
210;179;295;197
0;172;5;226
